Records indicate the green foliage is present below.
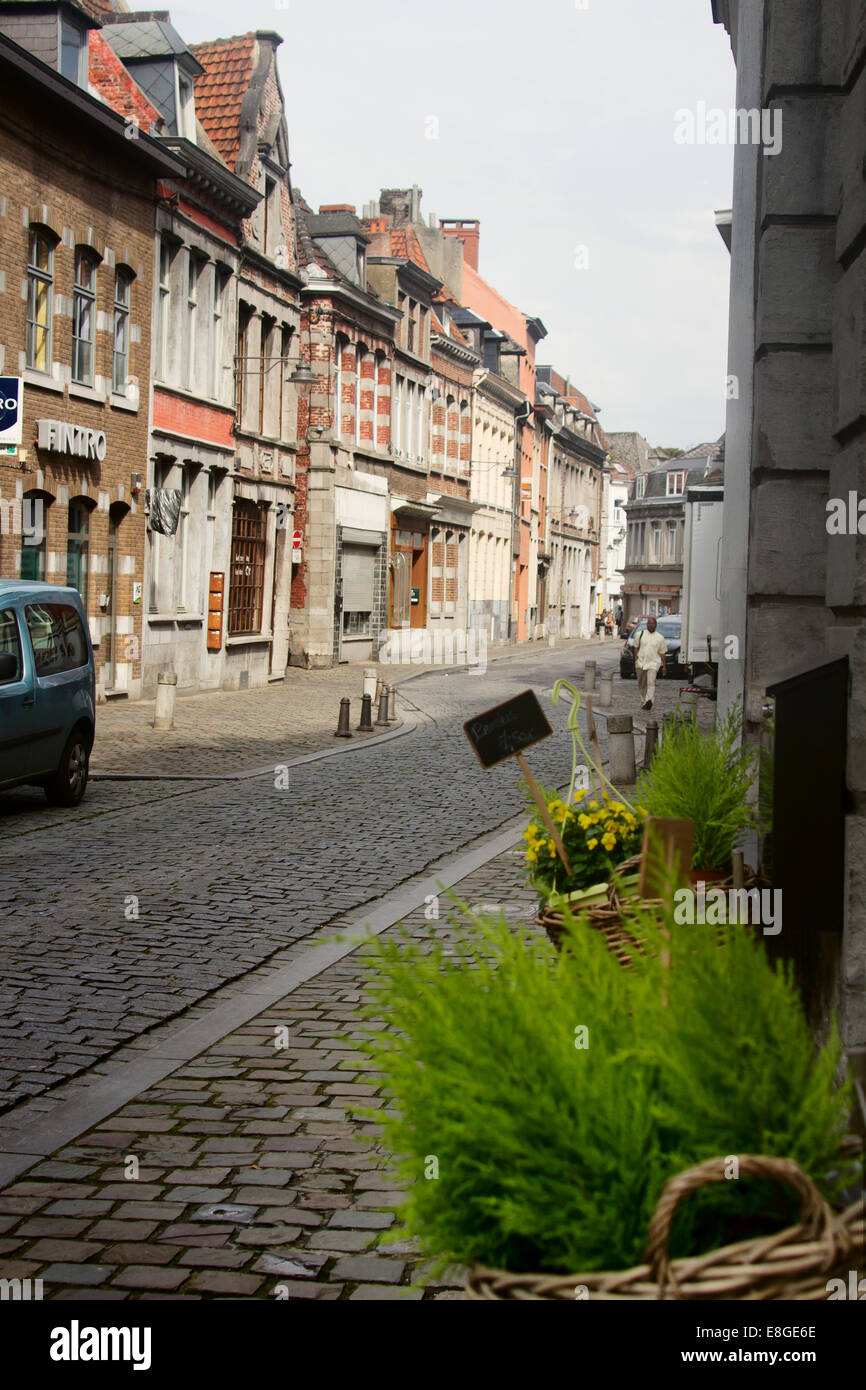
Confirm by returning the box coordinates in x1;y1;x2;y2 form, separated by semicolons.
636;704;759;871
358;904;853;1278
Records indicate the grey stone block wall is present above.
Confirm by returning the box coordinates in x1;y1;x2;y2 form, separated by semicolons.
720;0;866;1050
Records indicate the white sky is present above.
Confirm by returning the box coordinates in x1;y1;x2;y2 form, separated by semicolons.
170;0;737;450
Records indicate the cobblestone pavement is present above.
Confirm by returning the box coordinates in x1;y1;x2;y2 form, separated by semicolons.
92;635;607;778
0;847;539;1300
0;639;711;1111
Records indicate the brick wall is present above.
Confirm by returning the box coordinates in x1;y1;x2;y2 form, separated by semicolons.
0;62;157;698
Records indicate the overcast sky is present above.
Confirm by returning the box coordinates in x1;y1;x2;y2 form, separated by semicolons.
171;0;737;450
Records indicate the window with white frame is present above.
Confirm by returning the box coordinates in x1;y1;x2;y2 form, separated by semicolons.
416;385;425;461
211;266;228;400
185;251;204;390
354;348;364;445
666;470;686;497
393;373;403;453
155;238;174;380
666;520;680;564
112;267;132;395
634;473;647;499
334;337;346;438
26;228;55;372
60;16;87;85
72;248;97;386
650;522;663;564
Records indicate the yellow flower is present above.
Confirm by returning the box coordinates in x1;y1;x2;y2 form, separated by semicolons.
578;814;590;830
549;843;557;857
526;848;538;863
602;833;616;851
589;802;599;810
574;788;588;802
588;838;599;850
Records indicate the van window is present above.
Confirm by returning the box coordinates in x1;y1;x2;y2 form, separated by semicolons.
25;603;88;675
0;608;22;684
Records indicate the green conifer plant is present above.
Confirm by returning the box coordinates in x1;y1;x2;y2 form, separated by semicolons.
358;903;853;1279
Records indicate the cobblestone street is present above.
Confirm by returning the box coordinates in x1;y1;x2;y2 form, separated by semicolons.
0;641;712;1298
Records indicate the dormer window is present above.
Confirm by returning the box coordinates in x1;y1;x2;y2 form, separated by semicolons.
60;16;87;86
666;470;687;497
355;244;366;288
177;71;195;140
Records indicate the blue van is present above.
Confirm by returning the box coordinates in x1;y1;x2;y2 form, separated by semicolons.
0;581;95;806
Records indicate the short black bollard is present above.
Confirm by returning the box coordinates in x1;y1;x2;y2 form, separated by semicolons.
643;719;658;770
357;693;373;731
375;688;390;727
335;698;353;738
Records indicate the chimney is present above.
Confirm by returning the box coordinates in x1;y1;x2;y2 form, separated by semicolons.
439;219;480;271
318;204;356;215
379;186;424;227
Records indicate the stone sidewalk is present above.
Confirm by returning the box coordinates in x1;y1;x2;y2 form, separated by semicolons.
0;840;538;1300
90;636;606;778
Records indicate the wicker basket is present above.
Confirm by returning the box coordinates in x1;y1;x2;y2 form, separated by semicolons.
538;857;768;967
466;1154;865;1300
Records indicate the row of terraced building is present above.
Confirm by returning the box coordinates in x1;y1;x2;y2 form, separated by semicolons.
0;0;623;700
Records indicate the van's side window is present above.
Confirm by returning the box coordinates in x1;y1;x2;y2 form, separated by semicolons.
0;609;22;684
25;604;88;675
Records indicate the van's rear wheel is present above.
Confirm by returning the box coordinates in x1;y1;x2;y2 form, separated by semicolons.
45;730;90;806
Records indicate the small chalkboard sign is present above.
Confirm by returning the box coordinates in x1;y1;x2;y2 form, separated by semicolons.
463;689;553;770
464;690;570;873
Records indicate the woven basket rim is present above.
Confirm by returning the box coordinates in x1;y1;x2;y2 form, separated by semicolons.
464;1155;865;1301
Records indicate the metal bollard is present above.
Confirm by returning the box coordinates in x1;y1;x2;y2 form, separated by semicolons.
387;685;398;722
335;698;353;738
357;693;373;731
643;719;658;770
607;713;637;785
599;671;613;708
584;659;597;692
363;668;377;702
375;688;390;727
153;671;178;731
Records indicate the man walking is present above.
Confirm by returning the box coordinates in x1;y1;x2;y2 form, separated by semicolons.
615;604;624;637
634;615;667;710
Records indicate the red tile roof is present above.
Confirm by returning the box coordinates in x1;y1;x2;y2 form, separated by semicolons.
89;30;162;132
188;35;256;169
388;227;429;271
76;0;124;21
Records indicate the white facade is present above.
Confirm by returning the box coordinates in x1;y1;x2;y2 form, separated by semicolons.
467;370;521;646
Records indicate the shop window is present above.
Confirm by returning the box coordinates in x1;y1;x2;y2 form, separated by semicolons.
66;501;90;602
228;500;265;635
72;249;97;386
26;229;55;373
113;268;132;395
341;545;375;638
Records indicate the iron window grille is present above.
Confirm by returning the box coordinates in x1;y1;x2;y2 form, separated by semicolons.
228;500;265;635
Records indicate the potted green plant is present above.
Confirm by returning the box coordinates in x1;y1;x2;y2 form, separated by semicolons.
523;679;647;909
357;901;861;1299
636;703;759;879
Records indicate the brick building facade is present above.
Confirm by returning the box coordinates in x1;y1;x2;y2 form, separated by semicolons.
0;7;180;700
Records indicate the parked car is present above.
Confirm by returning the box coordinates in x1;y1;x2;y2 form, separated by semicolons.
0;581;95;805
623;613;650;640
619;614;686;680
